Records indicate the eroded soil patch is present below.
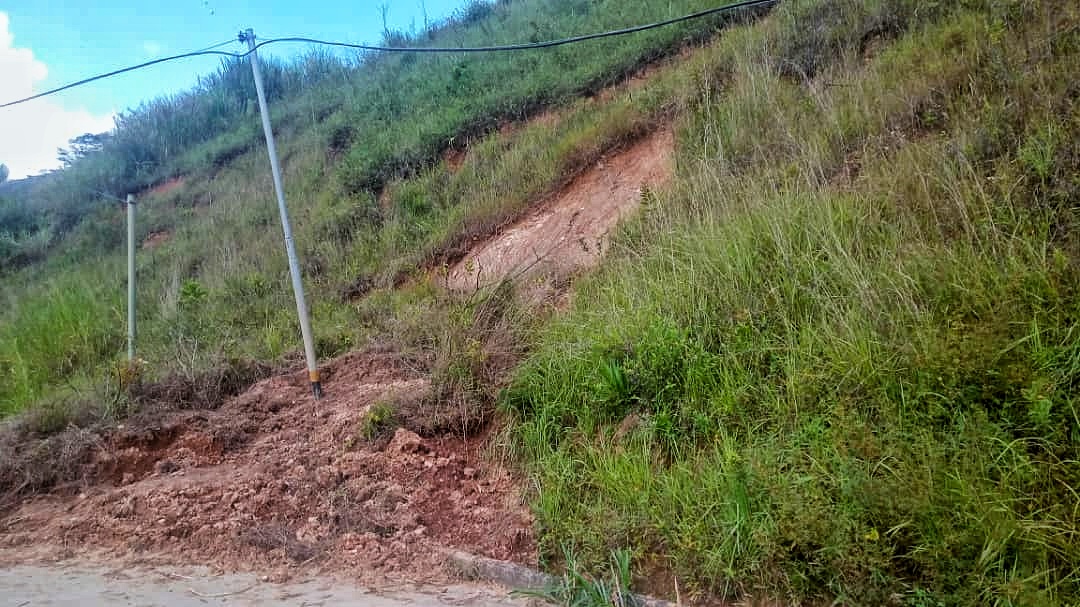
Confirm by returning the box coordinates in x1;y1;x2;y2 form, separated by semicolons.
446;128;674;292
146;176;185;198
0;349;534;585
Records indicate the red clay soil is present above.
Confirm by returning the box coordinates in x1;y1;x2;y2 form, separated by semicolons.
141;230;171;249
146;176;185;198
446;127;674;292
0;350;535;585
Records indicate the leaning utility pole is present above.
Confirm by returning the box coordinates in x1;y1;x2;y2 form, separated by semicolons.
241;28;322;399
127;194;137;361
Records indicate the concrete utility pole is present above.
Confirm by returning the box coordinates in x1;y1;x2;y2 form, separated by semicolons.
241;28;323;399
127;194;137;361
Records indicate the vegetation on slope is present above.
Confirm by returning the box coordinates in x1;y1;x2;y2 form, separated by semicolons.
0;0;759;415
1;0;1077;604
0;0;760;271
505;0;1080;604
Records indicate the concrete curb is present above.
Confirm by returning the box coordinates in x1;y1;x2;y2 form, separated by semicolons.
443;550;677;607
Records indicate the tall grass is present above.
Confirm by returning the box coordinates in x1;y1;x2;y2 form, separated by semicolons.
0;267;123;414
506;0;1080;603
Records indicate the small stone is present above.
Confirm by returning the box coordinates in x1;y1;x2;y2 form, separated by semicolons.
315;465;342;488
463;467;477;479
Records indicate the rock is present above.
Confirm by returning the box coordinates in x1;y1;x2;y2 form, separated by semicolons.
154;459;180;474
387;428;427;454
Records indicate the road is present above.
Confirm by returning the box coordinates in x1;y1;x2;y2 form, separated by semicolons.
0;563;528;607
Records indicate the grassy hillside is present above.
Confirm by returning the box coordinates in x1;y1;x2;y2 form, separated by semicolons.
505;0;1080;604
1;0;1078;604
0;0;759;415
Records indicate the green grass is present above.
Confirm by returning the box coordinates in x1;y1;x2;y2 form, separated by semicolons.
504;0;1080;604
2;0;763;260
521;548;636;607
0;266;124;415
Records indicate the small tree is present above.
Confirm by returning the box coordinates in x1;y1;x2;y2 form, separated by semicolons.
57;133;111;168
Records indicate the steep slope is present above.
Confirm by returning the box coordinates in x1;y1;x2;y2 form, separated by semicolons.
506;1;1080;604
0;0;761;417
446;128;674;292
1;0;1078;605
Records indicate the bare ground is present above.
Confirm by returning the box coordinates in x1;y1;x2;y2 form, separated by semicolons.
446;127;674;293
0;349;535;586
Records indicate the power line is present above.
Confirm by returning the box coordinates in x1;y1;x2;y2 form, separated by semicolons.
0;0;775;109
1;48;243;109
248;0;775;54
190;38;241;54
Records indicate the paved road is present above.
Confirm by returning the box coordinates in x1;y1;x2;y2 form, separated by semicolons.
0;564;527;606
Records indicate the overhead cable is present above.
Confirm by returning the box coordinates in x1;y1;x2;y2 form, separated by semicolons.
0;0;775;109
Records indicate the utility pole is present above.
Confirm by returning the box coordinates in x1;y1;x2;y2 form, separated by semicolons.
241;28;323;399
127;194;137;361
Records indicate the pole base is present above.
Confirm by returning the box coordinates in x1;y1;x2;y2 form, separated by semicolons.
311;381;323;400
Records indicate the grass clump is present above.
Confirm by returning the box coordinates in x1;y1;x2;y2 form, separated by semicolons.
357;401;398;443
523;548;637;607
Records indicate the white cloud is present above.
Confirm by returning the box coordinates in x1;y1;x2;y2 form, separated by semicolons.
0;12;115;179
142;41;162;58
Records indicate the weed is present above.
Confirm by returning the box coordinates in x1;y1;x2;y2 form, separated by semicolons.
522;547;636;607
358;401;397;442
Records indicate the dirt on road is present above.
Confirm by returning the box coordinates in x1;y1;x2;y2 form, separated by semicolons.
0;561;527;606
0;349;535;587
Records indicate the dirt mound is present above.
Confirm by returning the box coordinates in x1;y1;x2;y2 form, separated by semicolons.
0;350;534;585
446;128;674;292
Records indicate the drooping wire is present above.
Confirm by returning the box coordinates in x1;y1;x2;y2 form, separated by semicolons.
0;48;244;109
0;0;776;109
246;0;775;54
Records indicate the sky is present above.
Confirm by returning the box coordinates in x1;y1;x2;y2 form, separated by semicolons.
0;0;471;179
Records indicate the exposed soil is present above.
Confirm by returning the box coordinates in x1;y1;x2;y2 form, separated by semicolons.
146;176;185;198
142;230;171;249
446;127;674;292
0;349;535;585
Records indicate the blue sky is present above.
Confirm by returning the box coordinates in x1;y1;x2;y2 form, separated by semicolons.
0;0;471;178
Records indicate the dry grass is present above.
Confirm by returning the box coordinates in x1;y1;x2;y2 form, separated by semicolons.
128;359;274;411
